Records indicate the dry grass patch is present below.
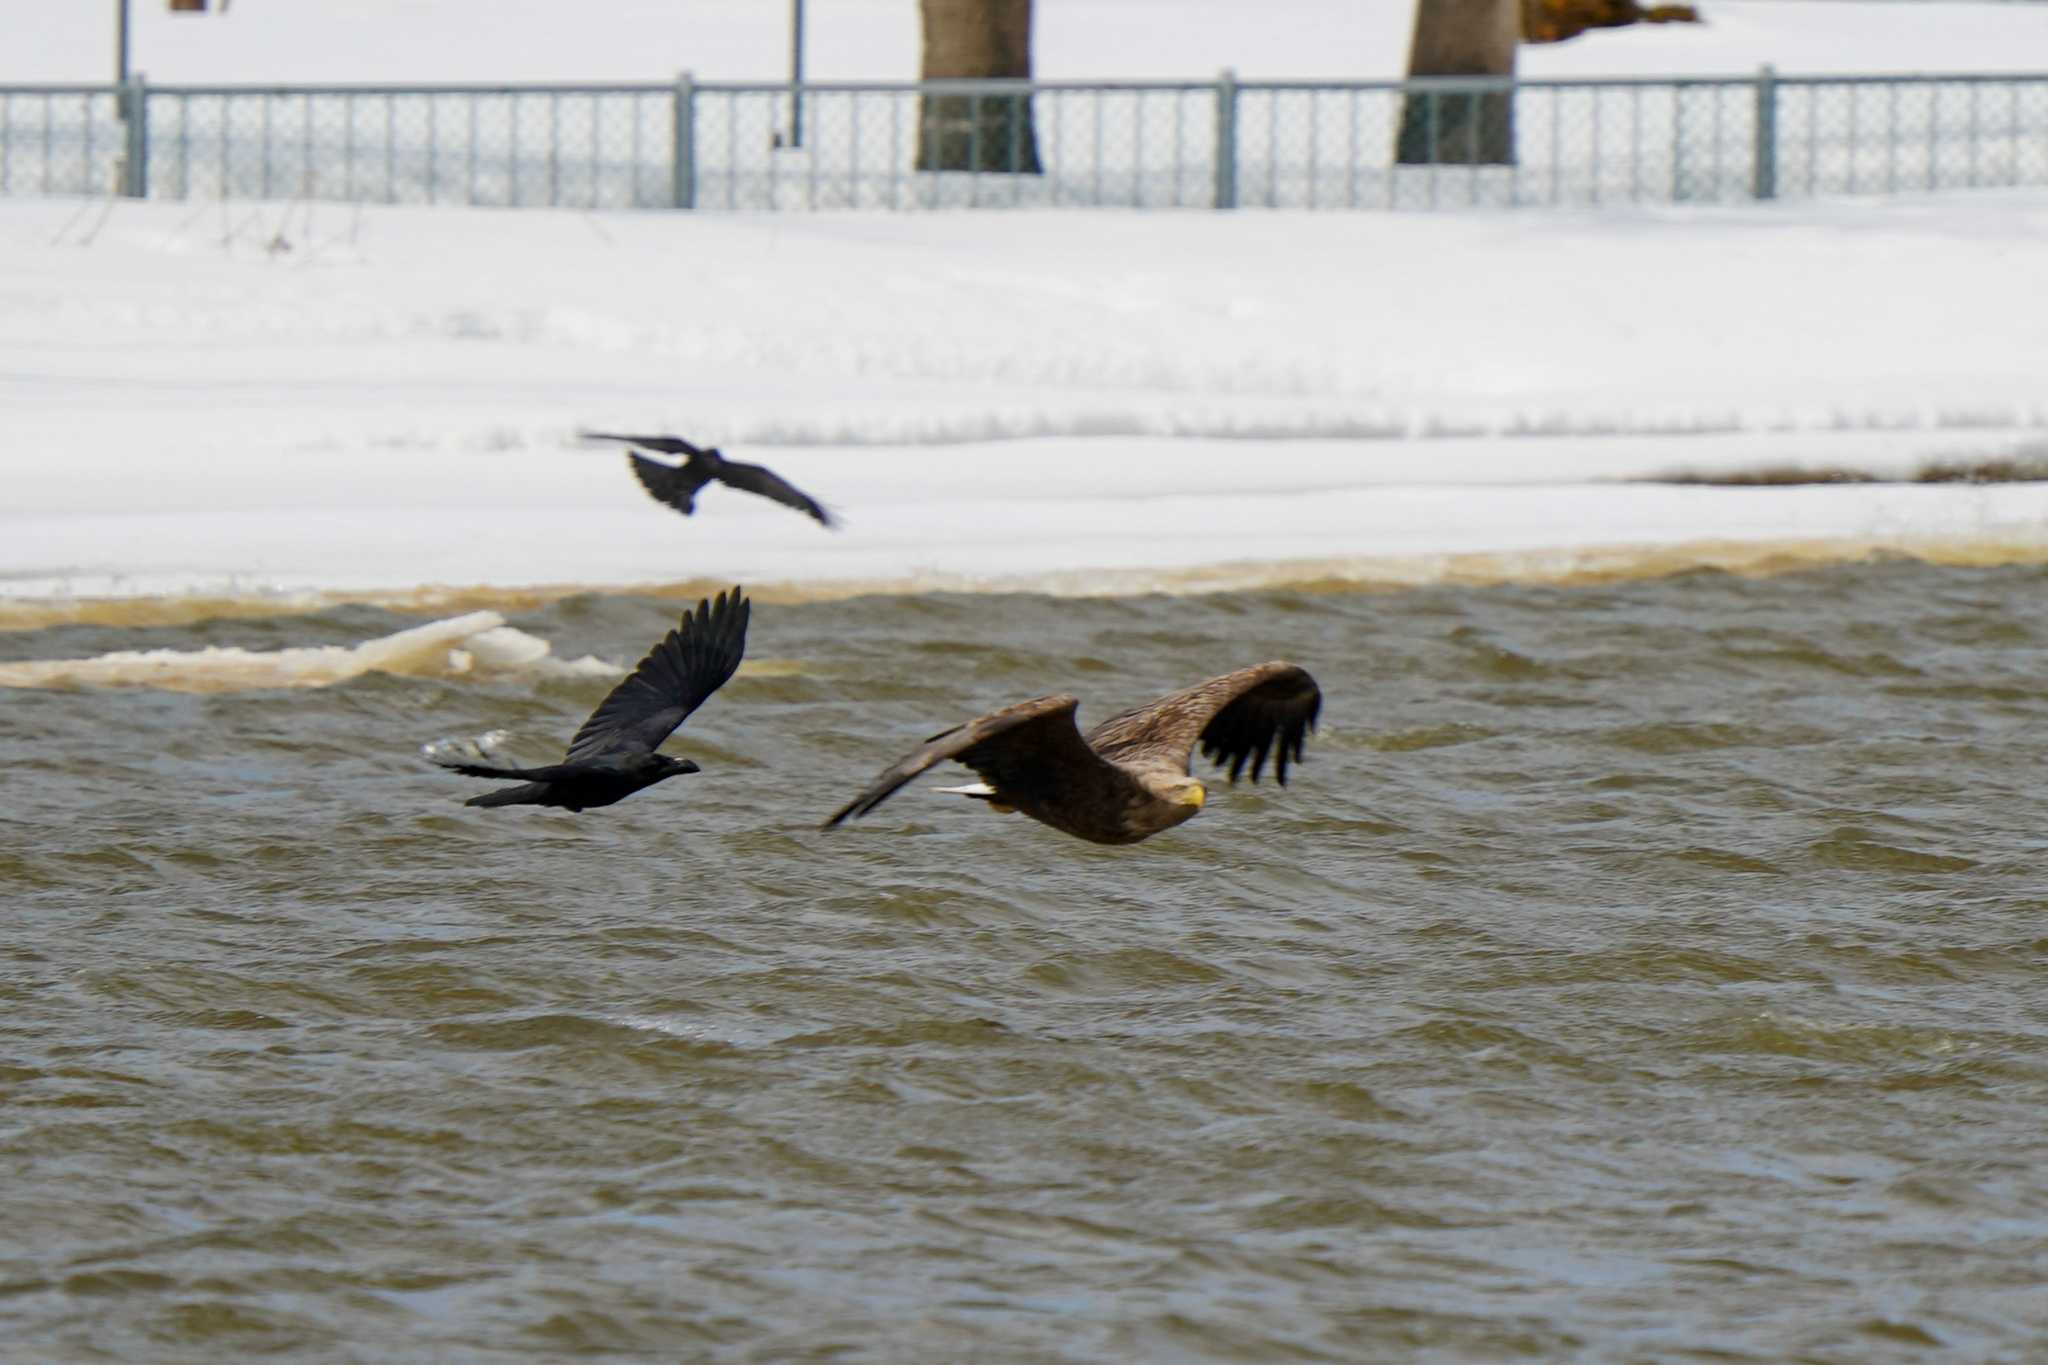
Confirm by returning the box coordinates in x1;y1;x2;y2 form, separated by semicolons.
1654;453;2048;487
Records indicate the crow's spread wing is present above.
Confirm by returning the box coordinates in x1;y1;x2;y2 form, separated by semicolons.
581;431;713;459
626;451;718;516
823;694;1125;827
564;587;750;762
1086;662;1321;784
715;457;836;528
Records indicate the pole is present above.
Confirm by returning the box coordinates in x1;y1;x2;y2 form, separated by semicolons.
122;72;148;197
1213;68;1238;209
1752;63;1778;201
672;70;696;209
115;0;134;199
788;0;806;149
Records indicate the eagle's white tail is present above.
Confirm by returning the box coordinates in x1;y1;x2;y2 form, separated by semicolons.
933;782;997;799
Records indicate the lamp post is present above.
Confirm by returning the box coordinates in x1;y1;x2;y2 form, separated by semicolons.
788;0;805;148
116;0;131;85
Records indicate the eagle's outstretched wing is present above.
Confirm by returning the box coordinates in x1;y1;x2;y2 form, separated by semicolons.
625;450;718;516
1086;661;1321;784
713;457;836;528
564;587;750;762
823;694;1127;827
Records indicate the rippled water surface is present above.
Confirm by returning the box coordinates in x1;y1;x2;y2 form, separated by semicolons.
4;561;2047;1361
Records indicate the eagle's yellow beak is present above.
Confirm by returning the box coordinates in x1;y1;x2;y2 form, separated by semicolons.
1180;782;1207;809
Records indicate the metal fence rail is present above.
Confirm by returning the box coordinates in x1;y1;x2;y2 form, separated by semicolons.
3;69;2045;212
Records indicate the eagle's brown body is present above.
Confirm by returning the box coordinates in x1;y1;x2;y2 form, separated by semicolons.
823;661;1322;845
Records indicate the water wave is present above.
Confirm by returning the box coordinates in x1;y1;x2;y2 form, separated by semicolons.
0;611;616;692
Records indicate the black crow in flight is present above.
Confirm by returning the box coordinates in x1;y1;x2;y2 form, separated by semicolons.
432;587;749;812
581;431;835;529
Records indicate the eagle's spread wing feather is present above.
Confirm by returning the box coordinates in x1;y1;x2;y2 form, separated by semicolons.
823;694;1122;827
564;587;749;762
714;457;836;528
1086;661;1321;784
581;431;712;458
626;450;718;516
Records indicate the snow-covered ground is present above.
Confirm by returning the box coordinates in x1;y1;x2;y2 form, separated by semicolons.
5;189;2047;614
5;3;2048;620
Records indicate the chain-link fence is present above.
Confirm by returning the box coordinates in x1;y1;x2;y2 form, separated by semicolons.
0;86;129;199
3;70;2045;211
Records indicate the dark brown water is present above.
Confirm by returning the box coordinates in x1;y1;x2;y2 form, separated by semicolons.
3;561;2046;1361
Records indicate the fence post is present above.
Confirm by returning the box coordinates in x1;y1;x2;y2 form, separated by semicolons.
1670;83;1687;202
1751;63;1777;201
672;70;696;209
1213;67;1238;210
120;71;148;198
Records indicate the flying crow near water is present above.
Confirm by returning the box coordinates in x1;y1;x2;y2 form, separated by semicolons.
581;432;835;529
432;587;749;812
823;662;1322;845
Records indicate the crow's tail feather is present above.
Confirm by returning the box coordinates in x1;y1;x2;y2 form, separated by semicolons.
464;782;552;808
436;759;567;781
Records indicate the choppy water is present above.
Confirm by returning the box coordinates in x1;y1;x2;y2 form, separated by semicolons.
3;561;2046;1361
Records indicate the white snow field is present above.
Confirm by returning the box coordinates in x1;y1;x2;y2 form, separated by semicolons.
6;2;2048;616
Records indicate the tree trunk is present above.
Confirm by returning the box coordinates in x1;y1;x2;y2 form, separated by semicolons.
917;0;1042;174
1398;0;1519;165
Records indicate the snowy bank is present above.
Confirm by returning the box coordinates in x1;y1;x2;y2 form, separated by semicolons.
3;189;2047;617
